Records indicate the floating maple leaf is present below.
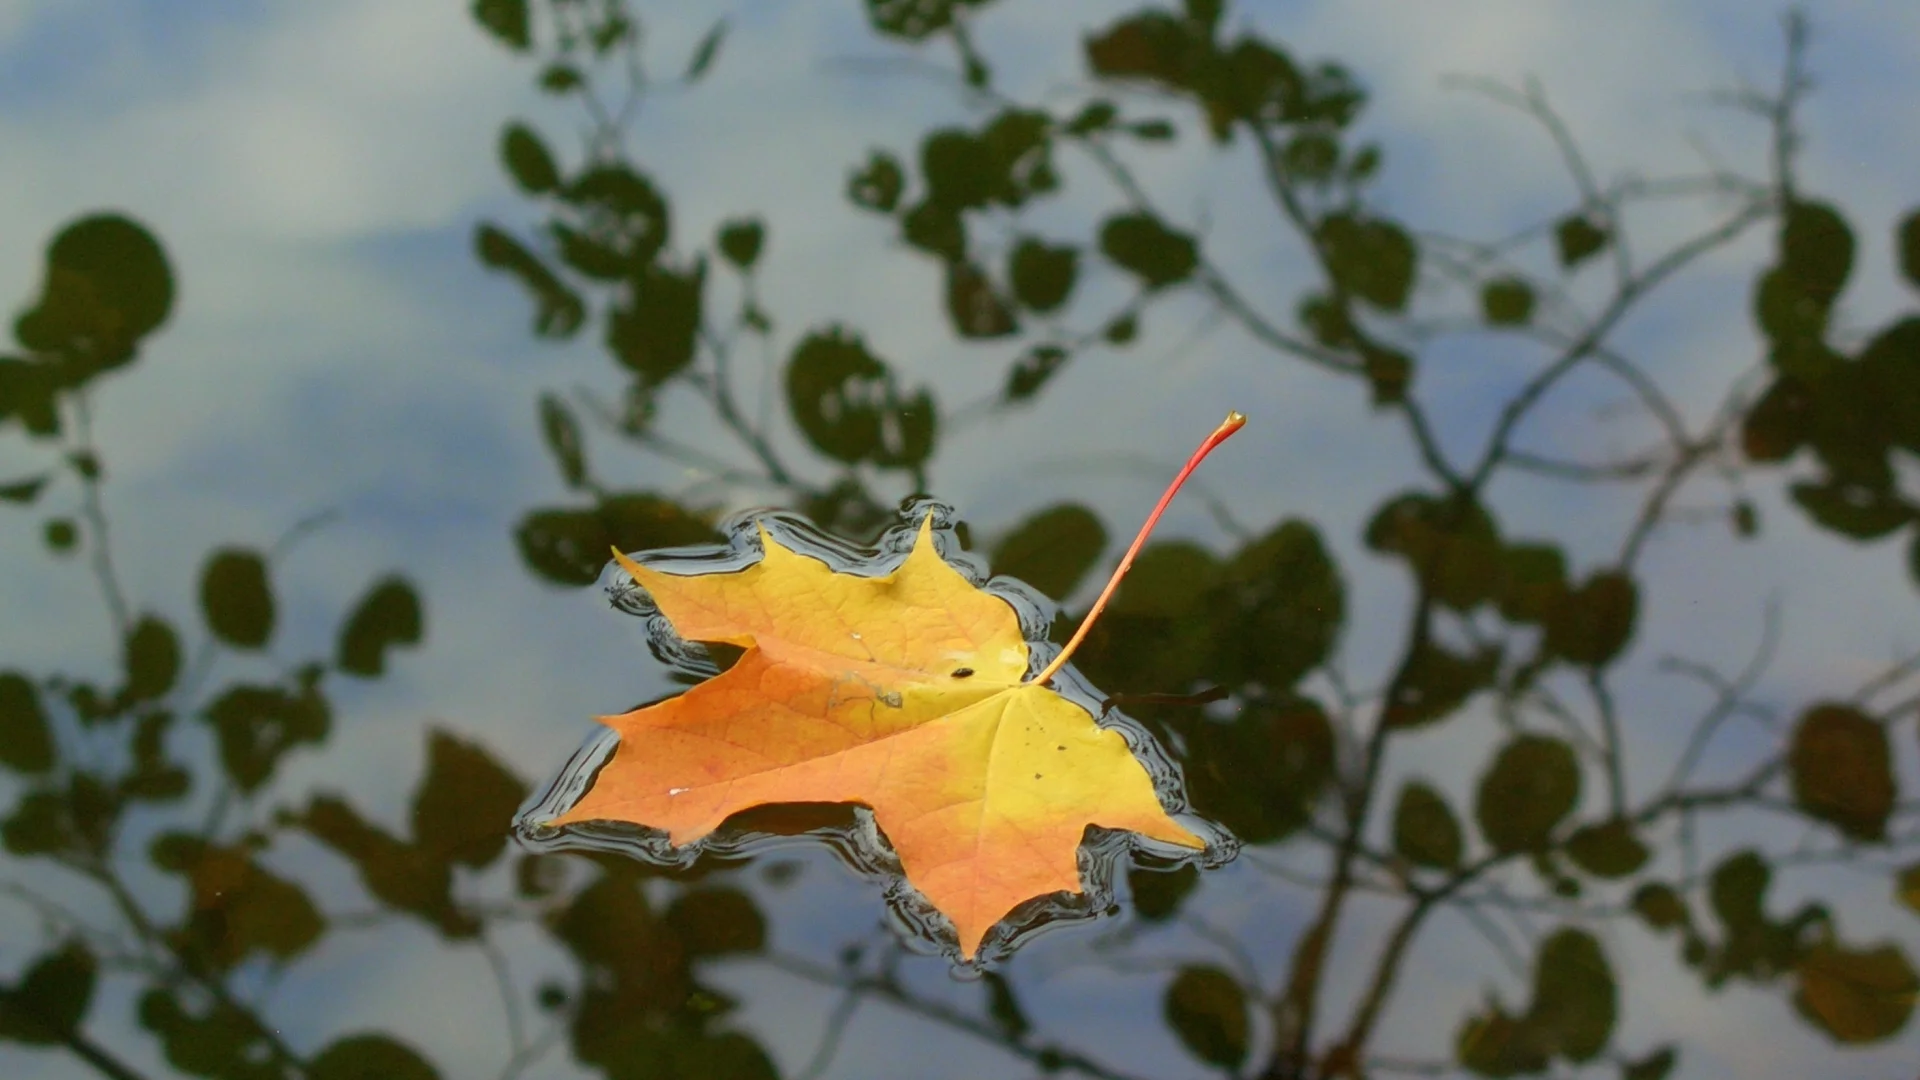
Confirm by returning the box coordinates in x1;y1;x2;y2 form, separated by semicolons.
541;414;1246;958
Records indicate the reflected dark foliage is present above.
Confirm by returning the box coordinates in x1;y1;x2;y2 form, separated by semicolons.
5;2;1920;1080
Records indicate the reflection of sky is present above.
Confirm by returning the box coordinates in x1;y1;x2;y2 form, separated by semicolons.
2;1;1919;1077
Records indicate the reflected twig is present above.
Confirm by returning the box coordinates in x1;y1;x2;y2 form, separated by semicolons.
1848;645;1920;708
1584;671;1627;818
1452;896;1532;980
70;393;130;637
796;985;864;1080
1659;597;1782;795
478;929;528;1066
496;1014;570;1080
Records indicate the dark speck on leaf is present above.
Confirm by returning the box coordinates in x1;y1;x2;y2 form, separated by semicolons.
951;667;974;678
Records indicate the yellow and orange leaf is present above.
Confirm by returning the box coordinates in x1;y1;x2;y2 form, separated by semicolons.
549;413;1244;958
552;519;1201;957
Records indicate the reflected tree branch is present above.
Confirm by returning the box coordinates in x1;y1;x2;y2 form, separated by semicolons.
1659;598;1782;795
1465;197;1771;495
1266;588;1435;1077
56;1026;151;1080
81;860;308;1075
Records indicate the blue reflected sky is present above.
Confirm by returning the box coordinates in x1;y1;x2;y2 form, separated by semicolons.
2;1;1918;1077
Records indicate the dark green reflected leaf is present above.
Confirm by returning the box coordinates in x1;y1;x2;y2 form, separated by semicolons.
0;942;95;1045
1004;344;1070;401
1621;1046;1677;1080
1211;520;1343;690
982;970;1030;1038
1085;12;1196;89
1099;212;1198;289
516;495;720;587
716;218;765;270
2;790;75;856
683;20;729;82
1070;540;1220;694
336;577;425;678
848;151;906;213
1070;520;1344;713
1476;734;1580;853
1565;819;1651;879
1788;703;1894;841
786;327;935;467
1496;542;1568;625
0;474;48;503
539;392;588;489
1630;882;1691;932
1362;345;1412;407
945;260;1019;338
140;986;282;1080
1543;571;1637;668
1742;375;1813;462
540;63;582;94
0;673;55;773
1180;697;1334;844
902;200;966;260
1898;863;1920;916
123;614;181;703
474;223;586;338
1481;276;1534;326
302;795;473;939
471;0;530;51
1532;929;1617;1062
1898;209;1920;289
152;836;324;969
199;548;275;650
1317;212;1416;311
1129;861;1199;921
608;263;705;385
1383;638;1498;731
1793;940;1917;1044
1164;965;1249;1070
203;680;330;793
0;359;62;437
1008;236;1078;312
123;710;187;802
1780;200;1855;310
991;503;1106;601
43;518;77;552
1554;215;1608;270
1457;928;1616;1075
1365;492;1503;612
1788;479;1912;540
1392;780;1463;869
311;1034;441;1080
1282;131;1338;182
666;887;766;957
501;122;560;194
1859;317;1920;456
412;730;526;869
865;0;993;41
14;214;174;372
